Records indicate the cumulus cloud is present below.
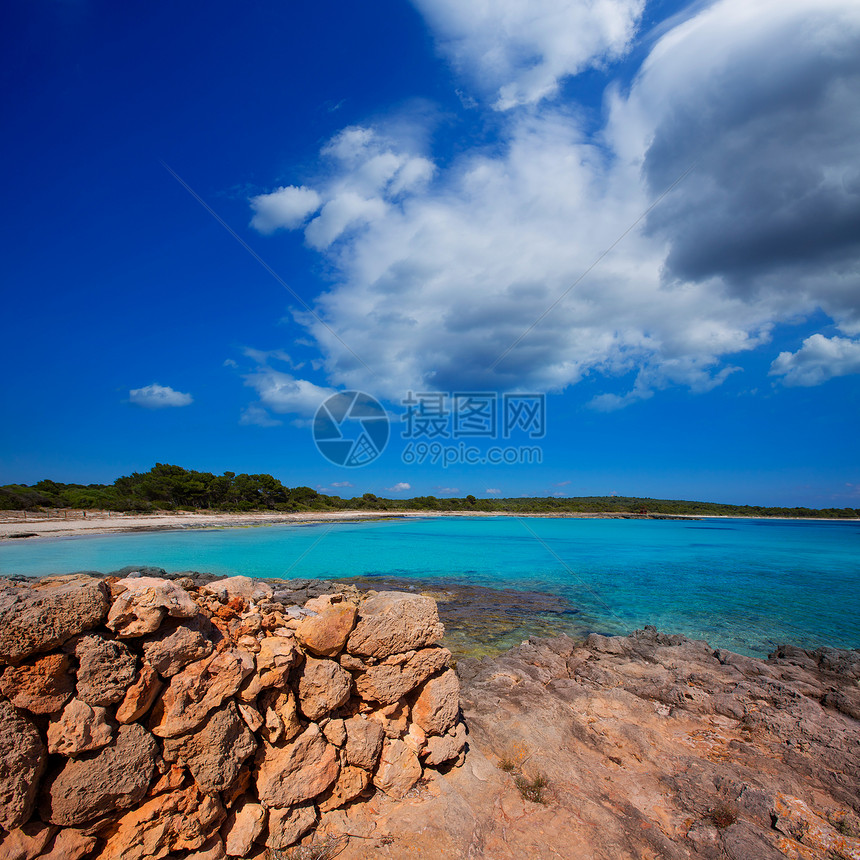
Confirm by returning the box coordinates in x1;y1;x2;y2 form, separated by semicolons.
239;404;283;427
128;383;193;409
331;481;354;488
386;482;412;492
411;0;645;108
249;185;322;234
249;0;860;409
485;488;501;495
244;369;336;418
770;334;860;386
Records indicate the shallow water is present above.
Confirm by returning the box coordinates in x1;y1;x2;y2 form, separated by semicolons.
1;516;857;657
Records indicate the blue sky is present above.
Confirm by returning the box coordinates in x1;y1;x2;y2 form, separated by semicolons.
2;0;859;507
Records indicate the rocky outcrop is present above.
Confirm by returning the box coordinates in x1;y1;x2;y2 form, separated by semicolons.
0;576;464;857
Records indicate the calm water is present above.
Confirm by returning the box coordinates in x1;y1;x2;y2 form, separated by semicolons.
1;516;857;657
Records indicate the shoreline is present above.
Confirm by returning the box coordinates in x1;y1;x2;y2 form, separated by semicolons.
1;508;858;542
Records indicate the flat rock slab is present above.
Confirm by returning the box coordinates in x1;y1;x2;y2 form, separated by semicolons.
346;592;444;659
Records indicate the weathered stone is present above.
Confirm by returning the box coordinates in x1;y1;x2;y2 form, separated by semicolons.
184;835;227;860
368;700;409;739
237;701;263;733
404;720;427;756
142;618;214;677
346;592;444;659
222;797;266;857
411;669;460;735
422;722;467;765
201;576;273;602
265;803;317;850
256;635;302;688
0;699;46;830
256;723;339;808
148;764;186;796
40;723;158;826
149;649;250;738
322;717;347;746
259;688;301;744
116;662;163;723
318;764;372;812
373;738;422;798
47;698;114;756
74;634;137;706
344;716;385;770
298;656;352;721
97;784;224;860
0;652;73;714
355;647;451;704
107;576;199;638
0;820;56;860
162;701;257;792
0;577;109;662
37;828;98;860
295;597;357;657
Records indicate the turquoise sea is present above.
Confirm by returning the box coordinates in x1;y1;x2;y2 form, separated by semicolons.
1;516;857;657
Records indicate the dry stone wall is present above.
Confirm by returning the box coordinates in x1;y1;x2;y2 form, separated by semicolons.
0;573;466;859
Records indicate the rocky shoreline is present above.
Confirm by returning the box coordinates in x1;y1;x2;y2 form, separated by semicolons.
0;572;858;859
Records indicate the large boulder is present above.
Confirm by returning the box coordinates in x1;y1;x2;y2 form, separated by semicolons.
0;652;74;714
40;723;158;826
149;649;251;738
0;577;109;663
97;783;224;860
0;699;46;830
410;669;460;736
256;723;339;808
141;617;214;677
161;701;257;792
73;634;137;706
107;577;198;638
201;576;273;602
372;738;422;798
343;716;385;770
298;656;352;721
295;596;357;657
47;698;114;756
346;592;444;658
354;646;451;704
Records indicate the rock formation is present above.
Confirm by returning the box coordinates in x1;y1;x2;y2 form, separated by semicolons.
0;574;465;858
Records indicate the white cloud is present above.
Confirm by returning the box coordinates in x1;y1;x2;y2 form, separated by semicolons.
411;0;645;109
244;369;336;418
485;488;501;495
128;383;193;409
249;185;322;234
250;0;860;409
331;481;354;488
434;486;460;494
770;334;860;386
386;482;412;493
239;404;283;427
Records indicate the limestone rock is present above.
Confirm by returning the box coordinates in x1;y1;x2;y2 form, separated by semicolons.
97;783;224;860
222;797;266;857
355;646;451;704
317;764;372;813
346;592;444;659
322;717;347;746
37;828;98;860
161;701;257;793
73;634;137;706
256;634;302;688
298;656;352;721
237;701;263;733
0;819;56;859
40;723;158;826
0;576;109;662
422;722;467;765
0;699;46;830
107;576;199;638
373;738;422;798
47;698;114;756
256;723;339;808
149;649;250;738
411;669;460;736
368;700;409;739
201;576;273;602
142;617;214;677
344;716;385;770
265;803;317;850
259;688;301;744
185;835;227;860
295;597;357;657
0;652;73;714
116;662;162;723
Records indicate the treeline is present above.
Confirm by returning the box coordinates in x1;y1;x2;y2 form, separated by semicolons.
1;465;858;518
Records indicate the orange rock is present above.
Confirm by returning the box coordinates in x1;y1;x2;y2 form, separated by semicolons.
410;669;459;736
0;653;73;714
298;657;352;721
373;738;422;799
295;598;357;657
116;662;162;724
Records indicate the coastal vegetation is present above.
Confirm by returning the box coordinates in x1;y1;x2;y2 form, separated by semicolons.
1;463;858;518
